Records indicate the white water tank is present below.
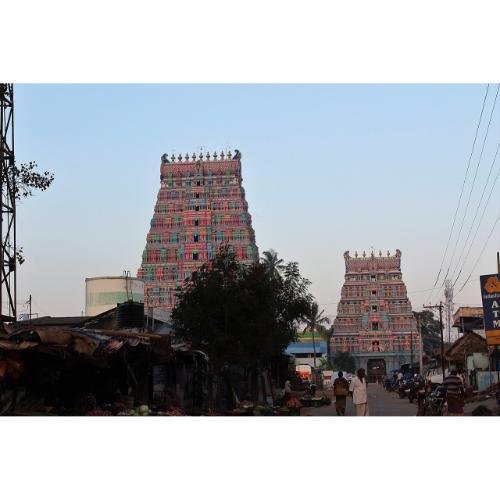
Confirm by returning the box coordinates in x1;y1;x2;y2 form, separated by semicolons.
85;276;144;316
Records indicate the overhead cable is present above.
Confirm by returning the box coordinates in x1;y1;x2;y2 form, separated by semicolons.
455;207;500;297
427;84;490;303
441;83;499;289
447;84;500;285
452;136;500;287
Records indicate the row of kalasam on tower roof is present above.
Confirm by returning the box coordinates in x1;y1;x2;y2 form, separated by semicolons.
161;149;241;163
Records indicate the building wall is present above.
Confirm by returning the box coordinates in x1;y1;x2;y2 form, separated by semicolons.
476;371;500;392
137;151;258;312
331;250;420;375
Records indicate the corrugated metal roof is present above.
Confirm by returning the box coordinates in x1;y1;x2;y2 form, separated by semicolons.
14;316;90;327
285;341;327;355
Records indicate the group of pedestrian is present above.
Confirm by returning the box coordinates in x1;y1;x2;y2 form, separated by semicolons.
333;368;369;416
286;366;466;417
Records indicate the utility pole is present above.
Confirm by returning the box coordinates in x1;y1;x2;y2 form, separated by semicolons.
444;280;454;342
424;302;445;381
414;312;424;375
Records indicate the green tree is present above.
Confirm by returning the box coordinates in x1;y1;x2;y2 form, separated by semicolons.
11;161;54;200
302;302;330;368
9;161;55;265
414;310;442;356
260;249;285;279
319;356;334;370
171;246;313;405
331;351;356;374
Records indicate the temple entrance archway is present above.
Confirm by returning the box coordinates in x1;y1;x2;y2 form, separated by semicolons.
367;358;386;383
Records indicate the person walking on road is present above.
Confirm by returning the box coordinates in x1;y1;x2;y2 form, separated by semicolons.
333;371;349;416
444;369;465;416
349;368;369;416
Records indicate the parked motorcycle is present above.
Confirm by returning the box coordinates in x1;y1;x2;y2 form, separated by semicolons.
304;381;317;397
407;376;425;404
398;379;410;399
422;385;447;416
416;386;428;415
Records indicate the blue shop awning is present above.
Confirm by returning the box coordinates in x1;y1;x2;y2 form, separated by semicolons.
285;341;327;355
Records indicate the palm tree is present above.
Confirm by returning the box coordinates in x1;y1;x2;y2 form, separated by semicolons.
302;302;330;368
324;324;334;365
260;249;285;278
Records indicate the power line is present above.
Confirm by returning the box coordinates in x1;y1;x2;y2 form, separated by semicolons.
408;286;442;294
451;136;500;287
30;297;50;316
440;83;499;291
428;84;490;303
448;84;500;285
455;207;500;297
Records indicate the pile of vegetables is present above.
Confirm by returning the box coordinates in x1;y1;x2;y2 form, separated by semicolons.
299;394;331;407
252;405;275;416
116;405;186;416
164;407;184;416
86;409;112;416
117;405;150;416
226;400;254;416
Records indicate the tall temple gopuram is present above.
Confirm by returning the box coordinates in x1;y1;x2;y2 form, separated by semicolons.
331;250;420;379
137;150;258;313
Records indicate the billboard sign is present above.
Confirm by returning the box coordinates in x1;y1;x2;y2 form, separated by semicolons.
480;274;500;345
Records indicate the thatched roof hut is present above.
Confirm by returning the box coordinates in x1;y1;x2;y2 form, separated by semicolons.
445;331;488;364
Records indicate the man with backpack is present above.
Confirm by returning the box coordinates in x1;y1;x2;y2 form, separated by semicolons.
333;371;349;416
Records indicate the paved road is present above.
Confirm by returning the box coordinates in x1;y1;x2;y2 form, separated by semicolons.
302;382;418;416
302;383;500;416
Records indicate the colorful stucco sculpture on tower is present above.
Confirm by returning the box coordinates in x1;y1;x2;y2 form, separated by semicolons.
331;249;420;378
138;150;258;313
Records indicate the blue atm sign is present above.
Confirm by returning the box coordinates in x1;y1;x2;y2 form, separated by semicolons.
480;274;500;346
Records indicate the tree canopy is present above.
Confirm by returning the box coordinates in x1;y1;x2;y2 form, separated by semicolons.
260;249;285;279
331;351;356;373
414;310;442;355
171;246;313;370
1;160;55;265
10;161;54;200
302;302;330;334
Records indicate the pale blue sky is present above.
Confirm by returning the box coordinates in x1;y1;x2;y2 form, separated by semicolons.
13;84;500;318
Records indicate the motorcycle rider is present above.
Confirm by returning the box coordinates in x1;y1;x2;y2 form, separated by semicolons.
444;370;465;416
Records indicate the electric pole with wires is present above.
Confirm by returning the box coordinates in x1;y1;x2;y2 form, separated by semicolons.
424;302;446;381
444;279;454;342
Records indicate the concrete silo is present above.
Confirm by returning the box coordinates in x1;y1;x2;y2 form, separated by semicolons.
85;276;144;316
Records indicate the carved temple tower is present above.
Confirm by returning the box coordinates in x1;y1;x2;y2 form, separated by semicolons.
331;250;420;378
137;150;258;313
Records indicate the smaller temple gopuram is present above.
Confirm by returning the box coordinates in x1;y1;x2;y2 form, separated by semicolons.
331;249;420;379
